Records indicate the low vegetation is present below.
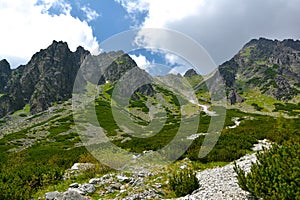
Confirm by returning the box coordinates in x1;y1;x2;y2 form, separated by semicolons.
169;168;199;197
0;83;299;199
234;140;300;200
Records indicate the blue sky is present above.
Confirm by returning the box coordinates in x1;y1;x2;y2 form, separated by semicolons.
1;0;300;75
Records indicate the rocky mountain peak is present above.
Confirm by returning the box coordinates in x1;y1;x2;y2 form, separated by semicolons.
218;38;300;103
0;42;154;118
0;59;11;94
184;69;198;77
0;59;10;71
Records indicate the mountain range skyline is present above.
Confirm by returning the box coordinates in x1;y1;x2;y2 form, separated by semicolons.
1;37;299;119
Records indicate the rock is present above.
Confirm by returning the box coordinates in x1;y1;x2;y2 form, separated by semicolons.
89;178;102;184
180;164;187;169
102;173;114;179
120;185;126;190
71;163;94;171
110;182;122;190
120;189;126;193
80;183;96;194
69;183;80;188
184;69;198;77
153;183;162;188
117;175;132;183
45;191;60;200
57;190;90;200
227;90;244;104
0;59;11;94
137;172;146;177
67;188;86;195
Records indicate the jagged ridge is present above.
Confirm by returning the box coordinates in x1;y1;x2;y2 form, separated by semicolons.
216;38;300;103
0;41;154;118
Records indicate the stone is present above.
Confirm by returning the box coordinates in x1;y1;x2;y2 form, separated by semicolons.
70;163;94;171
69;183;80;188
117;175;131;183
57;190;90;200
110;182;122;190
120;189;126;193
89;178;102;184
45;191;60;200
80;183;96;194
67;188;86;195
120;185;126;190
153;183;162;188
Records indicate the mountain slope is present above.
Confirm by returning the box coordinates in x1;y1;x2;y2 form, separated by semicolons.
216;38;300;103
0;41;154;118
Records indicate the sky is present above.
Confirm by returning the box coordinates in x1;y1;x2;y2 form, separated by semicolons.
1;0;300;75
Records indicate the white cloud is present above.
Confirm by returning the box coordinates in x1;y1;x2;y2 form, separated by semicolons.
164;53;191;67
81;6;100;22
117;0;300;68
0;0;99;68
115;0;148;14
165;53;179;65
129;54;150;70
116;0;204;28
168;65;190;76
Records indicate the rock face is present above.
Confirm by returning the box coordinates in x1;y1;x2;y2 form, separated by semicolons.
0;41;89;117
214;38;300;104
25;41;90;113
0;59;11;93
227;90;244;104
184;69;198;77
0;41;154;118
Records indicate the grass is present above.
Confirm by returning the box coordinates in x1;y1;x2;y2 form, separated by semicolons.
0;82;299;199
13;103;31;116
241;47;252;57
273;102;300;116
238;89;282;112
255;60;266;65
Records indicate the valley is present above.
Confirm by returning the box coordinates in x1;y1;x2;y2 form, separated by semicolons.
0;38;299;199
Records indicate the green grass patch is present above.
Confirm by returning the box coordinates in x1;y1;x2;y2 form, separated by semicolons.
273;102;300;116
242;47;252;57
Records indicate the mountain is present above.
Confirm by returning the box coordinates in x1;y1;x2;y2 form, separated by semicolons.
0;41;154;118
1;38;300;118
0;59;11;93
0;39;299;200
0;41;89;117
215;38;300;104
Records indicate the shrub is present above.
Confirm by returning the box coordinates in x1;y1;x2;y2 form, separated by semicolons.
169;168;199;197
234;140;300;200
251;103;263;111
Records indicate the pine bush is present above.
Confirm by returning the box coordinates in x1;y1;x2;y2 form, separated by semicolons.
234;140;300;200
169;168;199;197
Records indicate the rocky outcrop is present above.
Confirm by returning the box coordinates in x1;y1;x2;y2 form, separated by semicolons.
0;41;155;118
214;38;300;103
227;89;244;104
25;41;90;113
46;170;162;200
0;41;89;117
184;69;198;77
0;59;11;93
